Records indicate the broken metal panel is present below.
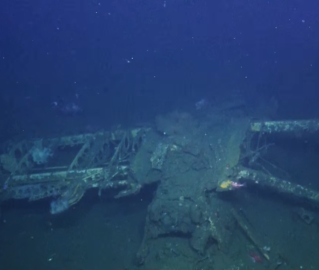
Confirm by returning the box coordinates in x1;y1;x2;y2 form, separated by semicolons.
231;208;270;261
150;143;169;170
129;130;163;187
250;119;319;134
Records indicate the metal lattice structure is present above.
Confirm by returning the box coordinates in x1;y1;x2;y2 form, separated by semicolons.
0;128;147;213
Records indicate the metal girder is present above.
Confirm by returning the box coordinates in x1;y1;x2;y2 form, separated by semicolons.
235;166;319;205
250;119;319;134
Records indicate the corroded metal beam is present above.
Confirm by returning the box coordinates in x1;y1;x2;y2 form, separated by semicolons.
235;166;319;205
9;167;106;185
250;120;319;134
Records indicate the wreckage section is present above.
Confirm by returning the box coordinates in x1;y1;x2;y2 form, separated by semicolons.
1;115;319;268
135;113;251;266
0;129;147;213
236;119;319;206
135;117;319;268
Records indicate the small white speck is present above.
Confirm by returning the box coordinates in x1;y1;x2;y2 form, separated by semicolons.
301;19;305;23
56;27;60;30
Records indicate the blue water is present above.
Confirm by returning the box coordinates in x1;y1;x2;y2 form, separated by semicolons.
1;0;319;141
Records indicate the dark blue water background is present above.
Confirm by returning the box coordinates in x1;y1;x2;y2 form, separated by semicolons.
0;0;318;140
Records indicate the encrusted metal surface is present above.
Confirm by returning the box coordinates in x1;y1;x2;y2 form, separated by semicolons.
0;128;148;213
150;143;169;170
250;119;319;133
235;166;319;205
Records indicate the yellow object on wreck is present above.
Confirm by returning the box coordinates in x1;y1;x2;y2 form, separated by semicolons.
219;180;232;189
